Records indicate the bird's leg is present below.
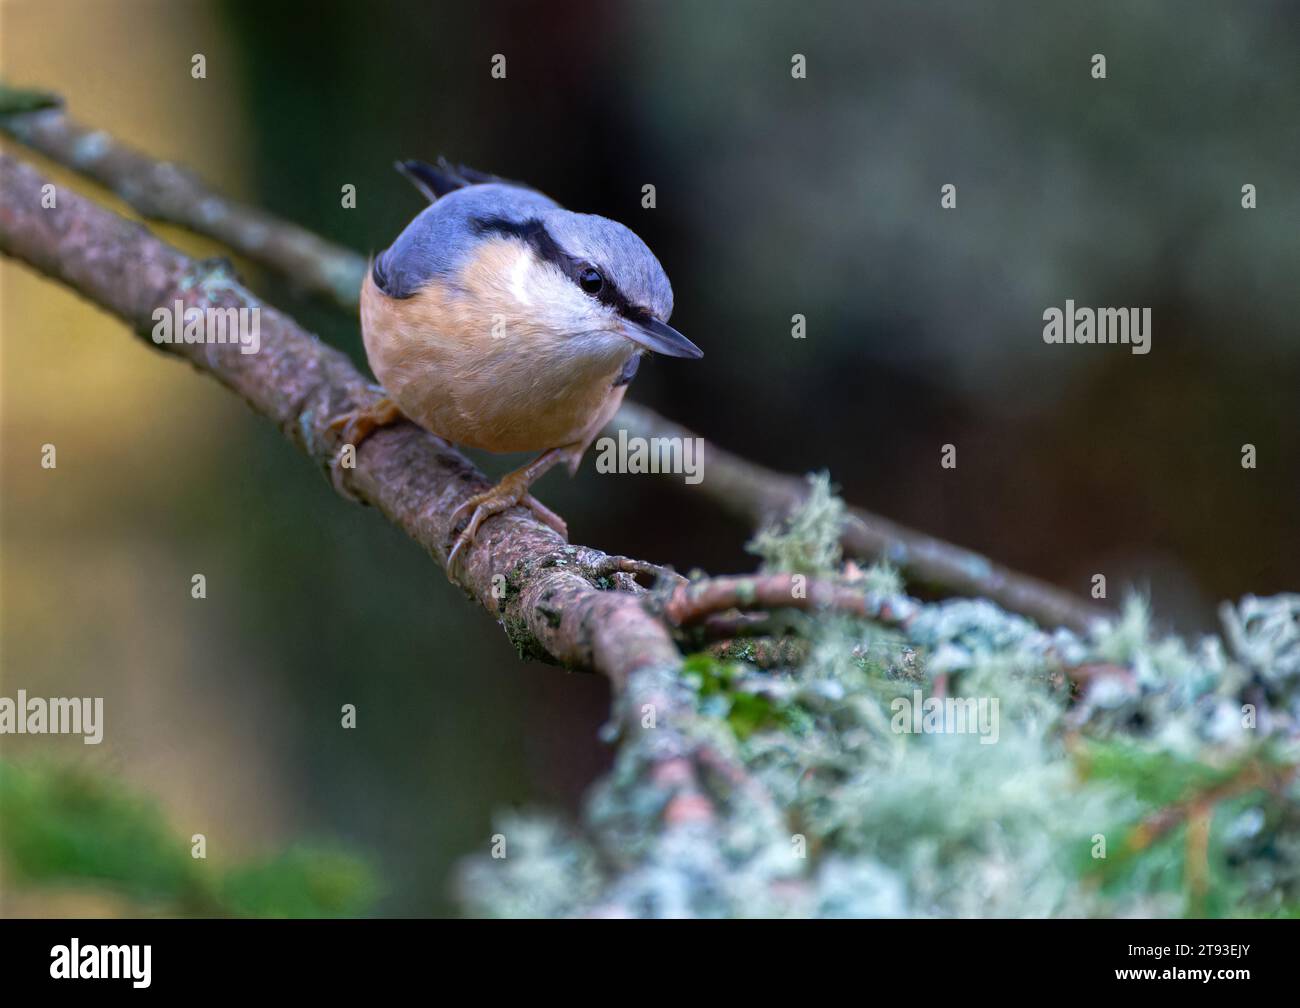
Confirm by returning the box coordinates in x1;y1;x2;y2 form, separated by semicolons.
447;447;574;573
326;393;405;497
328;394;404;448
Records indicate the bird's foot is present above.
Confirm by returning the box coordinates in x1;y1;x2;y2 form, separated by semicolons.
328;395;403;447
447;474;568;575
327;395;403;498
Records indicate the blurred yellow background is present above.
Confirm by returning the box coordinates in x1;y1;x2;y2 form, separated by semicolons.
1;0;298;914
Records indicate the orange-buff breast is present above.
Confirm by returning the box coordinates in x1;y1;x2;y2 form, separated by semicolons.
359;255;630;454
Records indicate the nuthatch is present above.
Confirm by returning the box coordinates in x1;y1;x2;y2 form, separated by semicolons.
331;159;702;570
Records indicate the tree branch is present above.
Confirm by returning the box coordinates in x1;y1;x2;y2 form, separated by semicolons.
0;97;365;309
664;573;918;632
0;98;1106;634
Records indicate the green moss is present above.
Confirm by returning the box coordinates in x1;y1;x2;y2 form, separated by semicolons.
0;759;376;917
682;652;804;739
0;83;63;115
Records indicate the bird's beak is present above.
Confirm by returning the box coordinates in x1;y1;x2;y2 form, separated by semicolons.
621;317;703;359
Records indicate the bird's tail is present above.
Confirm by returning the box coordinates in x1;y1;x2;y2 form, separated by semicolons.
394;158;532;202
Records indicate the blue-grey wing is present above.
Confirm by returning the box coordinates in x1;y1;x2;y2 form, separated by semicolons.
374;181;560;299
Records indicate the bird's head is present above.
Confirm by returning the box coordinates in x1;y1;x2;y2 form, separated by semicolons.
472;209;702;361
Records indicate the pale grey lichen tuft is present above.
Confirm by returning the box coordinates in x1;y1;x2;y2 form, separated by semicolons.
746;471;845;577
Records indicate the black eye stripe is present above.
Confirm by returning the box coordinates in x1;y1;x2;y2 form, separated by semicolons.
473;217;568;272
473;216;652;322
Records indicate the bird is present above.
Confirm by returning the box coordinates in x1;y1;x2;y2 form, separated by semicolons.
331;158;702;572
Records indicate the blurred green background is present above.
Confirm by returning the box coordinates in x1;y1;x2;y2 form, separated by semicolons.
1;0;1296;916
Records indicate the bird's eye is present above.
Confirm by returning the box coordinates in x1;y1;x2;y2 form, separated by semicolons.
579;267;604;295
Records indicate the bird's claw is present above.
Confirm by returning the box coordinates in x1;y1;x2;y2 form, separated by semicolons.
446;484;568;576
327;395;402;448
325;396;402;501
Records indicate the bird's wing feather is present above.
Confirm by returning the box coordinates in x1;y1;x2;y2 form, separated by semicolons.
395;158;538;203
374;174;560;299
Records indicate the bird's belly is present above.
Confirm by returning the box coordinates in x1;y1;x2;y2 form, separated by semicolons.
361;273;625;452
392;362;620;453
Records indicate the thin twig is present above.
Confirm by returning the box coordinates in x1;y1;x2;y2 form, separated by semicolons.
1126;760;1296;854
663;573;918;632
667;573;1119;693
0;101;365;309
